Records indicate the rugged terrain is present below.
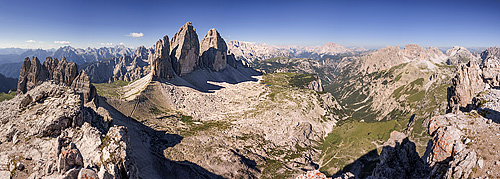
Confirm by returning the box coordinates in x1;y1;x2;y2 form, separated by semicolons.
1;19;499;179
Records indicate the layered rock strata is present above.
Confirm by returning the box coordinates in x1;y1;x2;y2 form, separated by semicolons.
17;56;96;103
200;28;228;71
170;22;200;76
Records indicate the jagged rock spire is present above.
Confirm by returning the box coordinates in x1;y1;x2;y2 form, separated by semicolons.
151;35;175;80
200;28;228;71
170;22;200;76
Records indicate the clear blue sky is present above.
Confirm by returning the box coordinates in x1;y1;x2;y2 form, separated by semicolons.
0;0;499;49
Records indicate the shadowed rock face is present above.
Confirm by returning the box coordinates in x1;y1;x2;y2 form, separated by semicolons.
83;46;152;83
370;131;430;179
448;61;486;112
151;35;175;80
480;47;500;60
170;22;200;76
17;57;49;94
200;28;228;71
71;71;98;104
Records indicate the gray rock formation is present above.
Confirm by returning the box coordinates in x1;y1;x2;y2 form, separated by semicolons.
307;76;324;92
369;131;430;179
480;56;500;87
170;22;200;76
480;47;500;60
151;35;175;80
16;56;96;104
446;46;476;65
44;57;79;87
17;57;48;94
200;28;228;71
83;46;151;83
447;61;486;112
71;71;98;104
0;81;137;178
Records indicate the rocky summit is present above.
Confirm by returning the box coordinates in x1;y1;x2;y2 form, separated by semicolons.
151;35;175;80
1;18;500;179
200;28;228;71
170;22;200;76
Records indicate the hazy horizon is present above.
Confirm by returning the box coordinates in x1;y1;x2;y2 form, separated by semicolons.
0;0;499;49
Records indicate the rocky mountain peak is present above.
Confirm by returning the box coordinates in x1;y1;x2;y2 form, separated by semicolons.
170;22;200;76
446;46;477;65
16;56;96;104
200;28;228;71
151;35;175;80
133;45;148;60
17;57;48;94
480;46;500;60
403;44;427;59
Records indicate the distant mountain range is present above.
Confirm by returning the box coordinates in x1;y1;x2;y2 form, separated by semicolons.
0;45;134;64
226;40;367;64
0;45;135;78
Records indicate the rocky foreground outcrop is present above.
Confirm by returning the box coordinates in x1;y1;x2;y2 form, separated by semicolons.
0;82;136;178
367;56;500;179
17;57;97;104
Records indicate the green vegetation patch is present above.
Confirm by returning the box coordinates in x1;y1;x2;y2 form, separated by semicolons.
262;72;318;89
392;78;424;99
180;120;230;137
93;80;131;98
319;119;404;176
0;91;16;102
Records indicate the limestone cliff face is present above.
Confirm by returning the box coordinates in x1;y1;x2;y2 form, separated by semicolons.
358;44;447;74
200;28;228;71
480;47;500;60
71;71;97;104
446;46;477;65
151;35;175;80
83;46;151;83
170;22;200;76
448;61;486;112
17;57;50;94
16;56;96;104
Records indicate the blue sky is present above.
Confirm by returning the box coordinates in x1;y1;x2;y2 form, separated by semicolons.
0;0;499;49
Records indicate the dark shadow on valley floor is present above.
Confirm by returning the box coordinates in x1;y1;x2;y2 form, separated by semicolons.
332;137;452;179
166;65;262;93
97;96;225;179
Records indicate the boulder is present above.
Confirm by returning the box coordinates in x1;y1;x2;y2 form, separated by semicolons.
77;168;98;179
170;22;200;76
200;28;228;71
